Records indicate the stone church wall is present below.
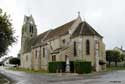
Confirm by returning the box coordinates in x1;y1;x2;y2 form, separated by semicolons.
21;52;32;69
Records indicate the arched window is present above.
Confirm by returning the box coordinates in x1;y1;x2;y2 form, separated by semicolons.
35;49;37;59
30;25;33;33
31;26;33;33
65;55;68;61
52;55;56;61
86;40;90;55
43;48;45;57
74;41;77;56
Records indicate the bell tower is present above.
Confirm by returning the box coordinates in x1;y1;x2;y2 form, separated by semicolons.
21;15;37;53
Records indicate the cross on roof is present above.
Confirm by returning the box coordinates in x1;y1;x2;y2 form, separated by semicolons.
78;11;80;17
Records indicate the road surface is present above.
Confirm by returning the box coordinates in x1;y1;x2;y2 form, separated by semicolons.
0;67;125;84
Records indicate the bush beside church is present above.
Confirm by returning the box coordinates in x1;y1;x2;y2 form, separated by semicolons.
48;61;92;74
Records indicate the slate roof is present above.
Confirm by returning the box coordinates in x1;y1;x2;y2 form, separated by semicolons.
23;19;103;53
23;19;76;53
72;21;103;38
44;19;76;40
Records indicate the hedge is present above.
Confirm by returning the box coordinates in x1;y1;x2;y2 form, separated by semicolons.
48;61;92;74
74;61;92;74
48;61;66;73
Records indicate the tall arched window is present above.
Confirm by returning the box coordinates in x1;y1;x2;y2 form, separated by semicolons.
30;25;33;33
43;48;45;57
86;40;90;55
74;41;77;56
35;49;37;59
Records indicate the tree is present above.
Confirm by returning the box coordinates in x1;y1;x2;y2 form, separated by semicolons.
113;51;121;67
0;9;16;57
120;53;125;61
106;50;113;67
9;58;20;66
106;50;121;67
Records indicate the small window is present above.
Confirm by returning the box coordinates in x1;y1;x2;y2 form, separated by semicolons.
65;55;68;61
52;55;56;61
62;39;65;44
86;40;90;55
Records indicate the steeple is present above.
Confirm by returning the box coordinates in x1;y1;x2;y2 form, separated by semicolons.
69;12;82;36
21;15;37;53
77;11;82;21
22;15;37;38
78;11;80;17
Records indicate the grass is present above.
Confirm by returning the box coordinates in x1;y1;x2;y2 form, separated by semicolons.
106;62;125;71
0;74;9;84
7;67;48;74
106;66;125;71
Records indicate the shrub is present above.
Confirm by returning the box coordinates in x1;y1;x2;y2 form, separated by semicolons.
9;58;20;65
48;61;66;73
48;61;92;74
74;61;92;74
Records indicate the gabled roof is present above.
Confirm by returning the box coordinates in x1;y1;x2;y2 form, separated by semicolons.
23;18;103;53
72;21;103;38
34;19;75;45
44;19;76;40
23;19;76;53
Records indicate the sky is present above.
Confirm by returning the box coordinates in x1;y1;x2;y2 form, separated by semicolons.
0;0;125;58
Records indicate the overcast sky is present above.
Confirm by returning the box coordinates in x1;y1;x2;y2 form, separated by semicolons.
0;0;125;57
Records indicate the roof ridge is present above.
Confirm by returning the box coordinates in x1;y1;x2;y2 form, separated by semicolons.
80;22;85;35
52;19;76;30
41;29;52;42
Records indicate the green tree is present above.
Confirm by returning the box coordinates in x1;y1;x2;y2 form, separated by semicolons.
106;50;121;67
120;53;125;61
0;9;16;57
9;58;20;65
106;50;113;67
113;50;121;67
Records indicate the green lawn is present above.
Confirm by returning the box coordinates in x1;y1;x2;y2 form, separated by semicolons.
8;67;48;74
0;74;9;84
107;66;125;71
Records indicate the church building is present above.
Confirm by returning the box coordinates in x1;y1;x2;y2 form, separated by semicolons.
20;14;106;72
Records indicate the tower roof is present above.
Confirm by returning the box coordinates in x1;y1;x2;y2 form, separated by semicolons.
23;15;35;25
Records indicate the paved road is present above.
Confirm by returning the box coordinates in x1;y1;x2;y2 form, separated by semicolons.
0;67;125;84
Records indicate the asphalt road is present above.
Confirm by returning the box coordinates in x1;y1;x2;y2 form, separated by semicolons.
0;67;125;84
